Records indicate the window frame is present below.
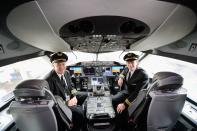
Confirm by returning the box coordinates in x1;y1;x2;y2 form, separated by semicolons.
0;55;52;109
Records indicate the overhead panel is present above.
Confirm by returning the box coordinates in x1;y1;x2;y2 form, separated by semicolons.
59;16;150;53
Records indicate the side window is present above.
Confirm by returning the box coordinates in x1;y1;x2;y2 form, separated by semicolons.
0;56;52;107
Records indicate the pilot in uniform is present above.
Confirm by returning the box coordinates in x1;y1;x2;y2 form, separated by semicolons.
112;53;149;129
45;52;85;131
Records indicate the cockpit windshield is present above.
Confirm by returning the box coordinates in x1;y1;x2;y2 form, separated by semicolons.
66;51;144;65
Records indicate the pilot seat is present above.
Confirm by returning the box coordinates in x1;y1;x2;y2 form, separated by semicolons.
127;72;187;131
8;79;73;131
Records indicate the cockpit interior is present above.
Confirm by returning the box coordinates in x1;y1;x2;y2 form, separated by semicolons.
0;0;197;131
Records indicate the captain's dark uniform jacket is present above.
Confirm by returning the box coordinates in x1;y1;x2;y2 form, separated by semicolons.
119;67;149;107
45;69;77;101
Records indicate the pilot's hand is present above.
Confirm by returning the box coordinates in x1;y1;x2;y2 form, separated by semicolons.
117;103;126;113
72;96;78;104
118;78;123;87
68;96;77;106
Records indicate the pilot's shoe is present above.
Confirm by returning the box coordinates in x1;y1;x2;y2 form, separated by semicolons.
123;53;139;61
50;52;68;63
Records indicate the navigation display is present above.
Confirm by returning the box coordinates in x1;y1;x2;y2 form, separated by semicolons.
103;67;113;76
83;67;95;75
91;77;104;85
111;66;124;73
69;66;82;74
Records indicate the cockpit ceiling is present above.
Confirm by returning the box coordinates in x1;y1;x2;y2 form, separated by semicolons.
3;0;197;53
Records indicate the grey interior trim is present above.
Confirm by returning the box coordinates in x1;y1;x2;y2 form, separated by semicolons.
0;51;45;67
130;5;196;51
144;49;197;64
7;1;71;52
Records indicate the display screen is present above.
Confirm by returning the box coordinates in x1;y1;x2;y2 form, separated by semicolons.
91;77;104;85
98;77;104;83
103;67;113;76
83;67;95;75
69;66;82;74
111;66;124;73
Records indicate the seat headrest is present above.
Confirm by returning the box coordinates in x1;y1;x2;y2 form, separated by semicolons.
14;79;50;99
151;72;183;91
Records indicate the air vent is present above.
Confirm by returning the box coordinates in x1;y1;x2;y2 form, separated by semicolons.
60;16;150;38
120;21;136;33
133;26;145;34
67;20;94;34
68;24;80;33
79;20;94;33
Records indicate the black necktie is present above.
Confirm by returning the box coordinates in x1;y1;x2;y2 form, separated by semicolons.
61;75;70;97
127;72;131;81
60;75;66;87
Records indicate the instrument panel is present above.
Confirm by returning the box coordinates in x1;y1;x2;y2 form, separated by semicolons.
67;64;125;93
68;65;124;77
86;96;115;119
